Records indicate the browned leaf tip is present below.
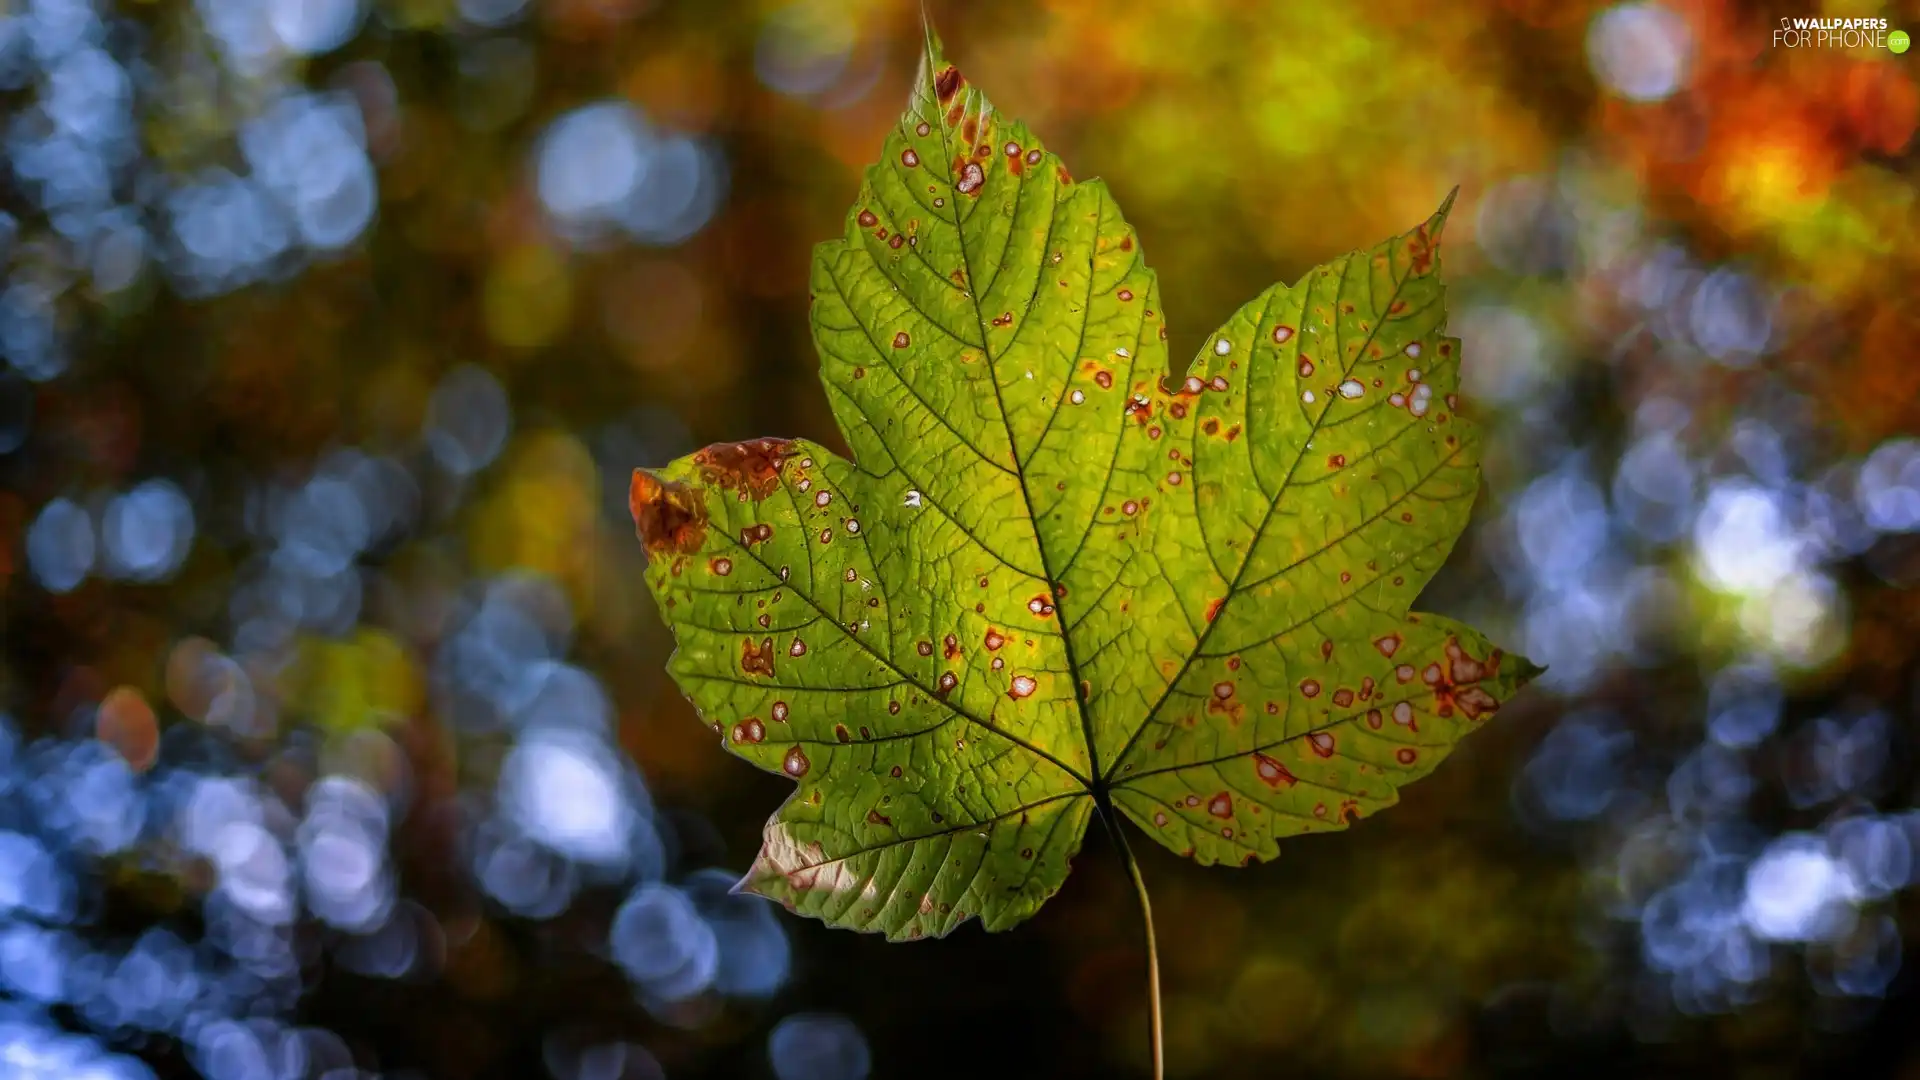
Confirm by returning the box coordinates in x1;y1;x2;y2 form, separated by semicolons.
629;469;706;557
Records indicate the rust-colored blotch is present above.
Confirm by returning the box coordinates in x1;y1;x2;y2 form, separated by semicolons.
1253;752;1296;788
742;637;777;677
783;746;810;778
692;437;794;501
630;470;707;556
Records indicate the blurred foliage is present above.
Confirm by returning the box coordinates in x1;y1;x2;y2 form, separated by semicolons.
0;0;1918;1078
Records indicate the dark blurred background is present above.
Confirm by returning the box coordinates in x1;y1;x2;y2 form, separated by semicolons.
1;0;1919;1077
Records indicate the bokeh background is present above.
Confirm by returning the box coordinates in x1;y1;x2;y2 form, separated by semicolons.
1;0;1918;1076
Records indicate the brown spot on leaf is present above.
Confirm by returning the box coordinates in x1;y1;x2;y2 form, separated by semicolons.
692;438;795;501
835;724;851;743
1207;793;1233;818
782;746;809;777
1408;222;1436;275
1253;753;1297;788
742;638;777;678
1429;637;1505;720
1205;598;1225;623
935;65;964;102
629;470;707;556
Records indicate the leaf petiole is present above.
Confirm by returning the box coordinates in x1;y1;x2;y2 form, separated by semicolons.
1099;802;1164;1080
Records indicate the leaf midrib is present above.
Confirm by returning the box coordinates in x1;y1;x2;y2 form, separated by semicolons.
929;79;1111;788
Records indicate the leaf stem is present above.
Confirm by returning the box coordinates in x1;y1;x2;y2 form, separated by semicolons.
1100;803;1164;1080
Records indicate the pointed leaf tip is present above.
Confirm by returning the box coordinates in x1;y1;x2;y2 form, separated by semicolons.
912;11;969;114
1423;186;1460;248
919;5;944;55
917;12;948;83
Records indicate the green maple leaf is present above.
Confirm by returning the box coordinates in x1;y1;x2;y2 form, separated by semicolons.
628;26;1540;950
